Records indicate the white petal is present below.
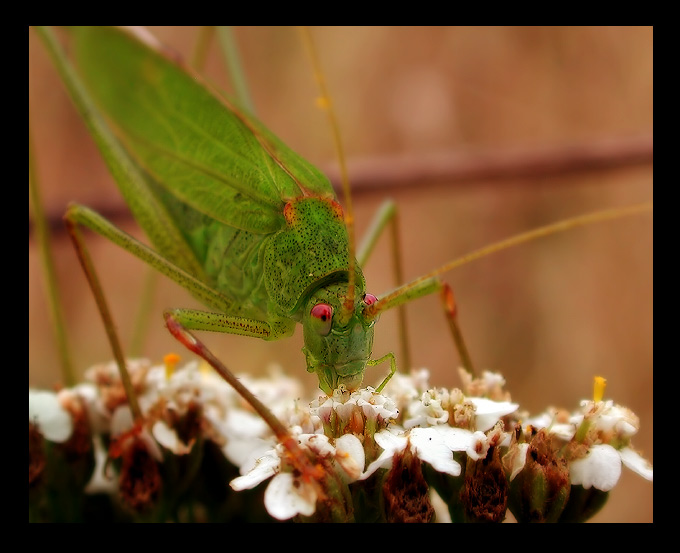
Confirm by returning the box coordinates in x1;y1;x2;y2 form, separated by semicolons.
230;451;280;491
138;428;165;462
550;423;577;441
300;433;334;457
28;389;73;443
110;405;135;437
619;446;653;481
335;434;365;481
508;443;530;481
360;430;407;480
434;426;475;451
84;434;117;494
225;437;275;473
429;487;452;523
374;428;409;452
410;427;461;476
570;444;622;491
264;472;317;520
468;397;518;432
151;420;192;454
224;409;269;440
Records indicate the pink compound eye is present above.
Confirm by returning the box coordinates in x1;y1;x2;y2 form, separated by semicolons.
364;293;378;306
310;303;333;335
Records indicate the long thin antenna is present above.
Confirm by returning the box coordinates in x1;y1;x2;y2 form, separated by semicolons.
366;202;653;319
299;26;357;318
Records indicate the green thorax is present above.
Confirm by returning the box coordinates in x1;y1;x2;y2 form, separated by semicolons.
264;196;365;317
160;194;363;321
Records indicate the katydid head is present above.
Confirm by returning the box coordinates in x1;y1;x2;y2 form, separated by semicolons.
301;283;378;395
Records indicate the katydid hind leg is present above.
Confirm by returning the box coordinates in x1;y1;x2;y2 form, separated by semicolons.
66;204;294;343
64;212;142;420
440;283;476;376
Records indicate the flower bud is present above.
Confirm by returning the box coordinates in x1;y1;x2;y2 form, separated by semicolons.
382;448;435;523
506;429;570;523
460;445;509;523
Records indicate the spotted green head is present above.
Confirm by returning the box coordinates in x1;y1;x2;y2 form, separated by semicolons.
301;281;379;395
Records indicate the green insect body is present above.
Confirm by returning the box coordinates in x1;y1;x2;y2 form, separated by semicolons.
56;26;382;395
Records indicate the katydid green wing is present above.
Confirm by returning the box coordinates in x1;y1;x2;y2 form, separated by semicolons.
70;26;337;236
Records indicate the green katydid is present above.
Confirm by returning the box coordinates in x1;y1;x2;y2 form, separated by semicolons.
34;25;416;396
32;26;653;402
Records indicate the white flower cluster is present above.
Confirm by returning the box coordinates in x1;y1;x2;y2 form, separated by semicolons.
521;398;653;492
28;360;653;522
228;368;523;519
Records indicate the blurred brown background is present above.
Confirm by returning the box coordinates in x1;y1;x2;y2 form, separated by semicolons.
29;26;653;522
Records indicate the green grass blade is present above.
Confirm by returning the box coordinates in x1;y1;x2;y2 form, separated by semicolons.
28;120;76;386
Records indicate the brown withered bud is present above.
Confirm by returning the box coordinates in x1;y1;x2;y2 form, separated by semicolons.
118;436;163;513
460;445;509;523
28;423;46;490
56;391;93;462
507;429;570;523
383;447;435;523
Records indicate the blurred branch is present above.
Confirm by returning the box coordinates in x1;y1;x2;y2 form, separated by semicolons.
29;133;652;236
328;133;653;191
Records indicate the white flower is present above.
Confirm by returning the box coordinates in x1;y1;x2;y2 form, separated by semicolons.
569;442;653;491
523;409;577;441
381;368;431;410
570;444;622;491
221;409;274;470
110;405;163;462
265;472;318;520
84;434;117;494
335;434;365;481
467;397;518;432
361;425;477;480
151;420;193;455
458;368;511;400
310;387;399;429
619;446;653;481
230;448;280;490
404;388;450;429
29;389;73;443
230;432;365;521
574;399;640;439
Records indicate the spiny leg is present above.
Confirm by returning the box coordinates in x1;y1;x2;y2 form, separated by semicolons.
66;204;294;342
367;352;397;393
64;213;142;421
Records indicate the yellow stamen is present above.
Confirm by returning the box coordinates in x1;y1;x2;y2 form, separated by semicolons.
593;376;607;403
164;353;181;380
